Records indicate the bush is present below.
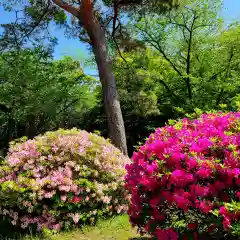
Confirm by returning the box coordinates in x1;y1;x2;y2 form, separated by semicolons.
125;112;240;240
0;129;130;232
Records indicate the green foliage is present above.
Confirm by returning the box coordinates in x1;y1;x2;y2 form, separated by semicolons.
117;0;240;117
2;0;240;159
0;48;98;151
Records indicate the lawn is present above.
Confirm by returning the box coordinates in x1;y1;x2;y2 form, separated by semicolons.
53;215;142;240
0;215;151;240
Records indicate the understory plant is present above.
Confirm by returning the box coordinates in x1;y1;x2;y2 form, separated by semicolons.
0;129;130;232
125;112;240;239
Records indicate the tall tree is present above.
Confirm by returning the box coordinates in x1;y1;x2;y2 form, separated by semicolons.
2;0;181;155
132;0;224;110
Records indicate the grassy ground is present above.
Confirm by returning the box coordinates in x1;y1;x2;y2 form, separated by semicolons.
0;215;151;240
53;215;141;240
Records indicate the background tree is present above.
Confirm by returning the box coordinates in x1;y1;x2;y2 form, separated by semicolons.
100;0;240;154
123;0;240;112
2;0;182;155
2;0;240;158
0;48;97;154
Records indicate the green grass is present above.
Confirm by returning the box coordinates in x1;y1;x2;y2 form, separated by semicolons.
0;215;152;240
53;215;146;240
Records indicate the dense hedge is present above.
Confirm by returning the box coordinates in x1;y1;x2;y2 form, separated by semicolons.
0;129;130;232
125;112;240;239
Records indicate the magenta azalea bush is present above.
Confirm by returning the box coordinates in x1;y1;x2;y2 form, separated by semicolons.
0;129;130;232
125;112;240;240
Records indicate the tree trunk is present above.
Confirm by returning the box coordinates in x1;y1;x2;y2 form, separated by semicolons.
80;2;128;155
26;114;37;139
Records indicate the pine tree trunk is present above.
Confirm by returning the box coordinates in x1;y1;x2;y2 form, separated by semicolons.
80;3;128;155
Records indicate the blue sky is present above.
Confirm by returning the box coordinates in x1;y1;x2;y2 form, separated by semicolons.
224;0;240;22
0;0;240;62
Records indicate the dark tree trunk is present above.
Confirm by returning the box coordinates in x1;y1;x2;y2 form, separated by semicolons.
26;114;38;139
80;2;128;155
52;0;128;155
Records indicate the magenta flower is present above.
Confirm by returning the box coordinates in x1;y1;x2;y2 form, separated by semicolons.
170;170;193;187
191;184;209;197
197;200;213;214
196;168;212;179
125;112;240;238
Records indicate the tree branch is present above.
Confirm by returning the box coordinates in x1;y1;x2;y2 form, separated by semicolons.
112;1;119;37
158;78;185;103
168;13;190;32
136;24;184;78
216;88;224;107
52;0;80;18
193;24;212;30
185;11;198;99
208;49;234;81
19;7;50;44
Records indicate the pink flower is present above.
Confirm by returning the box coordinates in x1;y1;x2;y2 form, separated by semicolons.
155;228;178;240
103;196;111;204
188;223;197;230
52;223;61;231
11;220;17;226
72;196;82;203
72;213;80;224
61;195;67;202
222;217;231;230
236;192;240;199
197;200;213;214
170;170;193;187
196;168;212;179
161;191;173;202
44;191;55;199
173;194;190;211
198;138;213;149
152;209;165;221
125;112;240;238
79;147;85;153
219;206;228;216
70;184;78;193
168;152;183;167
52;145;58;152
190;143;202;153
59;185;71;192
167;228;179;240
187;157;198;170
145;162;158;174
65;167;72;178
155;228;168;240
191;185;209;197
150;197;160;208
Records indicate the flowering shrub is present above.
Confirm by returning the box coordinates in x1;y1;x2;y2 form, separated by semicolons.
0;129;130;232
125;112;240;239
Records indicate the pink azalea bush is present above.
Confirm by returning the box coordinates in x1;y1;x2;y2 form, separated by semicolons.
125;112;240;239
0;129;130;232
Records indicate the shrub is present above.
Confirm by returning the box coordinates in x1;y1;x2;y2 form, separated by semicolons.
125;112;240;240
0;129;130;232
